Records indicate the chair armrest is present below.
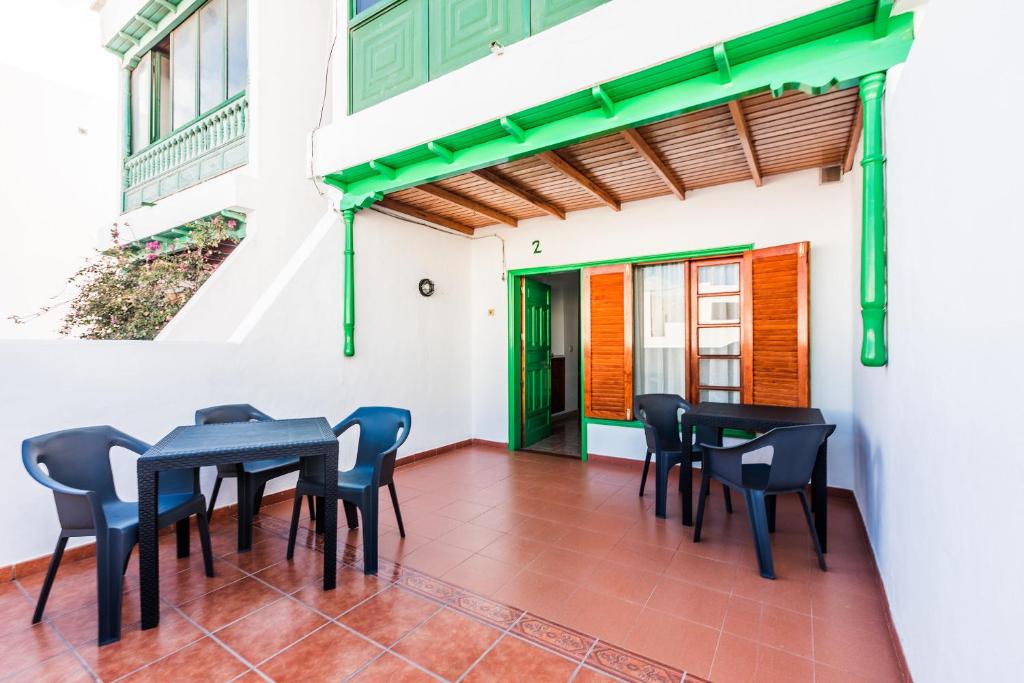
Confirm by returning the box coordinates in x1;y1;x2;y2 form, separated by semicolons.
699;431;775;487
109;429;153;455
332;415;358;438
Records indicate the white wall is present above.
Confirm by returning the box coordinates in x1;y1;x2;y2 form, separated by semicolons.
470;170;858;485
851;2;1024;680
313;0;844;175
0;1;119;339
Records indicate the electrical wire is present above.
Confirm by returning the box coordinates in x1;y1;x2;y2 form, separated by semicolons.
309;7;339;198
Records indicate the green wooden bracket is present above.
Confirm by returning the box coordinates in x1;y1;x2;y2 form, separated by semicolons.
500;116;526;143
591;85;616;117
427;141;454;163
135;14;158;32
342;208;357;357
713;43;732;83
874;0;895;39
153;0;176;12
369;160;396;179
328;14;913;209
118;31;139;46
859;71;887;366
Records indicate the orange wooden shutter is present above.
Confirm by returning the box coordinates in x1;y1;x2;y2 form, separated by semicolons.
583;264;633;420
744;242;810;407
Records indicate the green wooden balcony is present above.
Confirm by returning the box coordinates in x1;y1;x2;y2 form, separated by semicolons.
122;92;249;211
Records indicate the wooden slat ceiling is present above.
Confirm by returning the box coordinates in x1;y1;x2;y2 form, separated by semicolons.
385;87;860;232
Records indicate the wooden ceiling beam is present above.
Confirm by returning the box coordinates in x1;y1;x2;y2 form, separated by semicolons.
728;99;763;187
537;150;621;211
471;169;565;220
843;98;863;173
415;183;518;227
620;128;687;201
378;197;474;235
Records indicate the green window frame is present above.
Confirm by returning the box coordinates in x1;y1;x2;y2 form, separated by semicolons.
126;0;248;159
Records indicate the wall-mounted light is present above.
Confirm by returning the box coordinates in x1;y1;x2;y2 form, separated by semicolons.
489;41;504;56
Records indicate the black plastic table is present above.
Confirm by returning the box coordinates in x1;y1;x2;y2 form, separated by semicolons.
137;418;339;631
666;402;831;552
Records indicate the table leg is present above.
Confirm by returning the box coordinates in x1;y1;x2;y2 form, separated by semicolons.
176;518;190;558
680;423;696;527
322;446;338;590
237;475;252;552
138;468;160;631
812;441;828;553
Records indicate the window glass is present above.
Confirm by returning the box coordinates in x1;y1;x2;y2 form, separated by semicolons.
354;0;387;15
698;263;740;293
699;359;740;387
130;53;151;153
199;0;226;114
698;327;740;356
700;389;740;404
698;295;740;324
633;264;685;396
227;0;248;96
172;15;198;128
155;52;171;138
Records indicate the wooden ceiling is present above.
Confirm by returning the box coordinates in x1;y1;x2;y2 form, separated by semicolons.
380;86;862;234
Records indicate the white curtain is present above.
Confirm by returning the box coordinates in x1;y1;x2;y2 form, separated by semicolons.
634;264;686;396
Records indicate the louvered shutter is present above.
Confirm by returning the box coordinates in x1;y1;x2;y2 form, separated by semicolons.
583;264;633;420
745;242;810;407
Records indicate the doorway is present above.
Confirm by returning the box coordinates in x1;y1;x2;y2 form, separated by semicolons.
518;271;581;458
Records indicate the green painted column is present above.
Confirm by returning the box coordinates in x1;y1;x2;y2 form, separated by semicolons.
859;72;887;367
342;207;356;357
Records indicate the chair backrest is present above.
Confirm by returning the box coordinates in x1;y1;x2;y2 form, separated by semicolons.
22;426;145;532
334;407;412;486
635;394;689;453
747;424;836;492
195;404;273;425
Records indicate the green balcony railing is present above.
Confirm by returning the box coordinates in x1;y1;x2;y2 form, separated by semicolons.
122;93;249;211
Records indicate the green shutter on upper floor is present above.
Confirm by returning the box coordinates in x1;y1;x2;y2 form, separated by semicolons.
429;0;529;79
350;0;429;112
530;0;608;33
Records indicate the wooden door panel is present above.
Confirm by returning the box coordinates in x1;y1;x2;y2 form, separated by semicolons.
583;264;632;420
430;0;528;78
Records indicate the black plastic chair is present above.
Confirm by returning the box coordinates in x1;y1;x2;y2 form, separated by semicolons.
194;404;315;523
22;426;213;645
287;407;411;574
636;394;732;512
694;423;836;579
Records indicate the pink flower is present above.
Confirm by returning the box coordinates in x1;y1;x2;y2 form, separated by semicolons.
145;253;157;262
227;219;237;229
146;241;160;251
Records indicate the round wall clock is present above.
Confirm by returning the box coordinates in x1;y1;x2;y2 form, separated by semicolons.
418;278;435;297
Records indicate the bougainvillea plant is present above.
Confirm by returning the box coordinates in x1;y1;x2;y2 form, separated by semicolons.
11;215;240;340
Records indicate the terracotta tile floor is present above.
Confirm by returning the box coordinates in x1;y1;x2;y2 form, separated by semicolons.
1;445;905;682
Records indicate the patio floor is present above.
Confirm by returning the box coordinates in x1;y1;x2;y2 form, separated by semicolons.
0;445;904;682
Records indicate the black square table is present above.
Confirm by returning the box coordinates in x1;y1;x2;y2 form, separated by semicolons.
668;402;831;552
137;417;339;631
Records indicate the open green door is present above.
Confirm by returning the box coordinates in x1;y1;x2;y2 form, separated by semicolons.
522;278;552;447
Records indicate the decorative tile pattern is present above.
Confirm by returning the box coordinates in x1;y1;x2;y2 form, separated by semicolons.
450;592;523;629
513;614;595;660
587;642;685;683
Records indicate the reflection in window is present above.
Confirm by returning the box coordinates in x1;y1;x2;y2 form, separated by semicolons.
355;0;388;15
199;0;226;114
634;263;686;396
227;0;248;96
171;14;197;129
698;263;740;293
130;54;151;153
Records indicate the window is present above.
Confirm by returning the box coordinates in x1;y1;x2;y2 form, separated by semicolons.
634;263;686;396
128;0;247;152
581;243;810;420
353;0;388;15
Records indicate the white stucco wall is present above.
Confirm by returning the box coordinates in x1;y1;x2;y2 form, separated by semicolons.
470;169;859;486
851;2;1024;680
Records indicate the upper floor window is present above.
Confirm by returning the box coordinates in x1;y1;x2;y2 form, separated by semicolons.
130;0;247;154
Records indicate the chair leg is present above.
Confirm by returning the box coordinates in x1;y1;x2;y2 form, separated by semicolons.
360;496;379;575
286;493;304;560
254;483;266;516
31;536;68;623
639;450;652;497
798;491;827;571
176;518;190;559
306;495;316;521
388;483;406;538
196;512;215;577
693;472;711;543
207;476;223;520
743;490;775;579
766;494;777;533
344;501;360;530
97;534;131;646
723;485;733;513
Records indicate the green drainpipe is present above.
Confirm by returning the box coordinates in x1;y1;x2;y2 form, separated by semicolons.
342;207;356;357
860;72;887;366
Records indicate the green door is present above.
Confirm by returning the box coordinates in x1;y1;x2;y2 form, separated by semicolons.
522;278;552;447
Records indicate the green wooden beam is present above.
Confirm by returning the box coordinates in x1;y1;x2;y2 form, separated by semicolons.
369;160;396;179
713;43;732;83
859;72;887;366
153;0;176;12
427;141;454;163
591;85;615;118
326;14;913;208
874;0;895;38
135;15;158;32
